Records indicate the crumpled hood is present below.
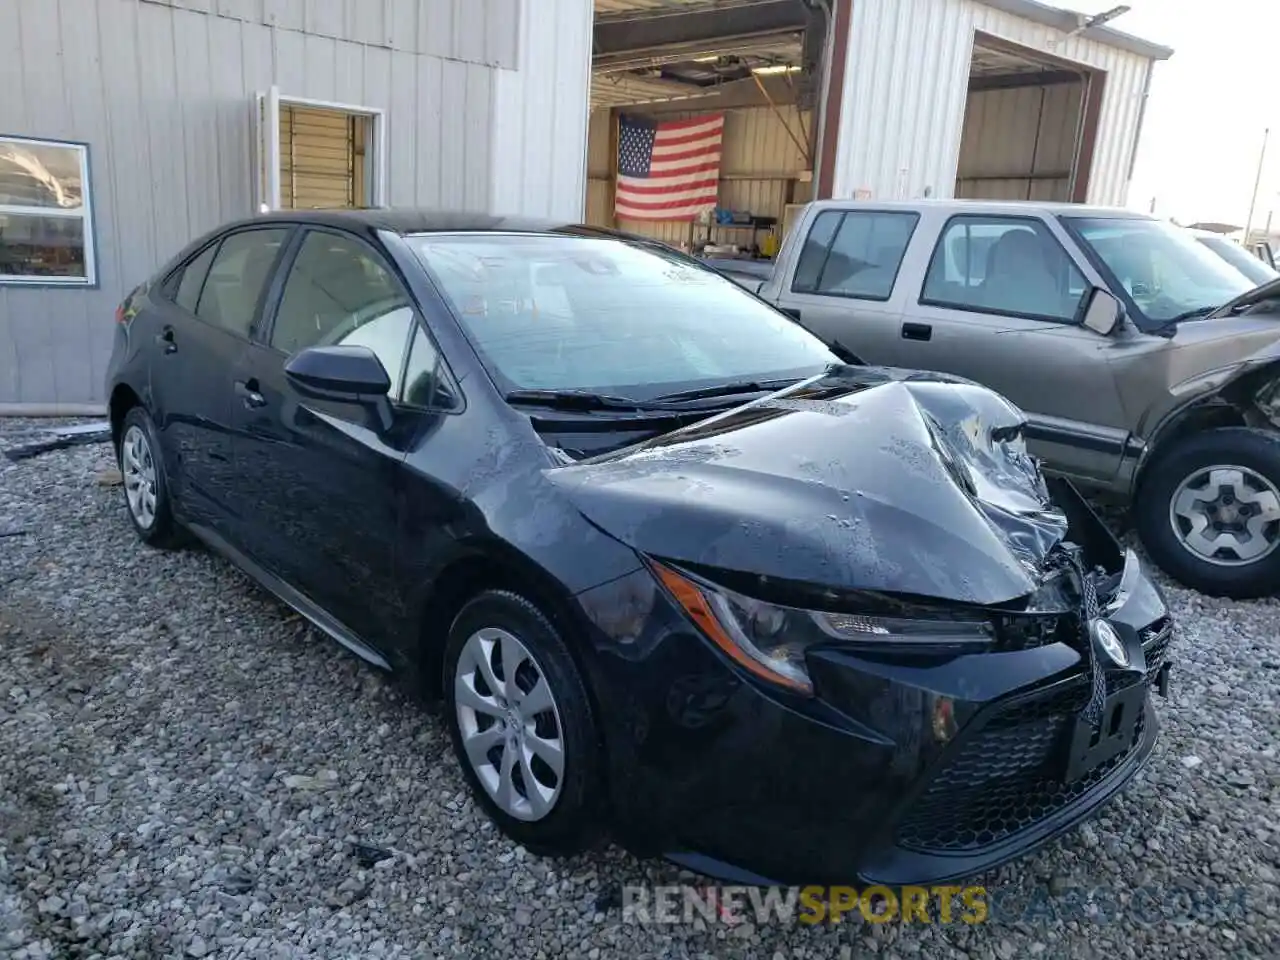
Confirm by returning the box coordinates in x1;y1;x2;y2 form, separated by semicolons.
545;368;1070;606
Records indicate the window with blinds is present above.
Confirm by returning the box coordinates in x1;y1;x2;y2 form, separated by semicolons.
278;105;369;210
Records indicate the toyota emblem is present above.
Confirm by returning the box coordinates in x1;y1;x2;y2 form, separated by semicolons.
1091;618;1129;667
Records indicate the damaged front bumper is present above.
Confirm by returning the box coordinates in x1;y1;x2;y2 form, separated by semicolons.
574;481;1173;887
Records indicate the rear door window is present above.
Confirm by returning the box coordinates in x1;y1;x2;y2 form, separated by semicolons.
173;243;217;314
194;228;289;337
791;210;919;300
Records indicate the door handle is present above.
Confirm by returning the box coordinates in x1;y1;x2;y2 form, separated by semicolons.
155;327;177;354
234;379;266;409
778;307;802;321
902;322;933;342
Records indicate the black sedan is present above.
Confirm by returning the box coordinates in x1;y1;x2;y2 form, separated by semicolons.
105;210;1174;885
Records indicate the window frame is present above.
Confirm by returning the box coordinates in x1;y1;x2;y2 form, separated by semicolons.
0;134;98;287
788;208;920;303
918;213;1089;326
259;225;462;414
159;225;294;341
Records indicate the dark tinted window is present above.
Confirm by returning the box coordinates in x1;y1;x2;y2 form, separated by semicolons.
922;216;1085;322
817;212;918;300
195;229;287;336
791;210;842;292
272;231;414;389
173;243;217;314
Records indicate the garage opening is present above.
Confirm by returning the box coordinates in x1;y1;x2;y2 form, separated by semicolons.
586;0;828;262
956;33;1102;203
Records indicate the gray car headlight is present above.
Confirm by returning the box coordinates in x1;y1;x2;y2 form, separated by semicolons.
650;561;995;695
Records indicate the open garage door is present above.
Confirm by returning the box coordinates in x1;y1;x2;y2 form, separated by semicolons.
586;0;828;260
956;34;1102;203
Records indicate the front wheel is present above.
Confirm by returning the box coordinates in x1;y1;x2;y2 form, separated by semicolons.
442;590;601;855
1134;427;1280;598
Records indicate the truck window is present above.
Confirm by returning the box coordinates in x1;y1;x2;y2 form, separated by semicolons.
791;210;919;301
922;216;1085;323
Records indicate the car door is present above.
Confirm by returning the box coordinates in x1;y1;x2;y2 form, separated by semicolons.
901;213;1130;485
772;208;921;363
230;226;428;641
146;227;291;534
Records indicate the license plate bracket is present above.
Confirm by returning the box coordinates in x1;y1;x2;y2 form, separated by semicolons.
1063;681;1147;783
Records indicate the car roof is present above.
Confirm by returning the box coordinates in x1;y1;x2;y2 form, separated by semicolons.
804;198;1156;220
221;208;579;236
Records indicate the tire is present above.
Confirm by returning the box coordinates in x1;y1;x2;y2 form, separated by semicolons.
442;590;600;854
1134;427;1280;598
117;406;184;549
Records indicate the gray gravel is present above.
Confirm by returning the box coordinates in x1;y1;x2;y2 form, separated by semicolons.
1;422;1277;959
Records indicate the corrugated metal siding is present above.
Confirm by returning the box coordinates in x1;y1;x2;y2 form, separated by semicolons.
832;0;1155;207
490;0;593;221
0;0;515;407
143;0;521;67
584;105;812;248
955;81;1083;200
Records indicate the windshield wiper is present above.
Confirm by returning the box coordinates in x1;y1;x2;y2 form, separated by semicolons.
651;377;801;403
1152;305;1217;334
504;389;688;412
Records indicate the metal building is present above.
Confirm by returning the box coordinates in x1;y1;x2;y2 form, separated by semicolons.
0;0;1171;413
0;0;593;412
584;0;1171;249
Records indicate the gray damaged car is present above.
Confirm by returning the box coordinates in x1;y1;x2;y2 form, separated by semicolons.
711;200;1280;598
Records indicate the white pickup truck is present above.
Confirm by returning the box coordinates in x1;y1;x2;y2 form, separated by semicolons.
703;198;1280;598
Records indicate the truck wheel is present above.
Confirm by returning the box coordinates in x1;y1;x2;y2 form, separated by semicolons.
1134;427;1280;598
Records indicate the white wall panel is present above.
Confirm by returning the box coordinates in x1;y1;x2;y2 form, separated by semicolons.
152;0;521;66
832;0;1157;207
490;0;594;220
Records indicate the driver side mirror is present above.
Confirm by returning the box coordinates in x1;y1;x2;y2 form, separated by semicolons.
285;345;394;430
1081;287;1123;336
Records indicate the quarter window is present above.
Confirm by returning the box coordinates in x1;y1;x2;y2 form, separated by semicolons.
922;217;1086;322
0;136;97;285
790;210;918;301
401;324;455;409
271;231;414;393
173;243;217;314
195;229;288;337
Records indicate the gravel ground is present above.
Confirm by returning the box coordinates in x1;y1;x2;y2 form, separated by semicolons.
0;420;1277;959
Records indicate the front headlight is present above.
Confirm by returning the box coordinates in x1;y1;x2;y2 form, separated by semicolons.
650;561;995;695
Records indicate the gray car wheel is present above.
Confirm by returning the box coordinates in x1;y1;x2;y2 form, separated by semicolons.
1136;427;1280;598
442;590;601;854
117;406;184;548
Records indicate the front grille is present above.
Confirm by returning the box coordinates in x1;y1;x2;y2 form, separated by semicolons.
896;678;1148;854
1141;617;1174;683
994;612;1076;652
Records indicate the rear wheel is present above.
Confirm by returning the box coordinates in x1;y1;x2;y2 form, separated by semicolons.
1134;427;1280;598
118;406;184;548
442;590;600;854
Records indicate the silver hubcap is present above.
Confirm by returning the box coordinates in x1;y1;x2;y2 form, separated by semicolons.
453;627;565;821
121;425;158;529
1169;464;1280;566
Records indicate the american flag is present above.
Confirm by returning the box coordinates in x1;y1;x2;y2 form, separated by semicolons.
615;113;724;221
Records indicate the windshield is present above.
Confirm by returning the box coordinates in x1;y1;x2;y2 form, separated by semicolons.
1066;217;1256;326
405;232;838;398
1196;235;1280;286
